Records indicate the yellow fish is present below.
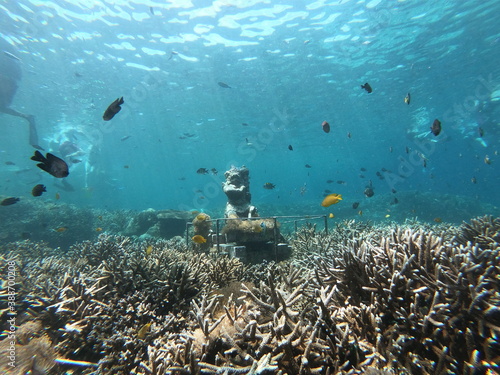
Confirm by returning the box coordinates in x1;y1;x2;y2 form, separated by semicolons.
55;192;60;200
434;217;442;223
145;245;153;256
137;322;152;339
95;227;103;232
192;235;207;244
329;213;335;218
358;210;363;216
321;193;342;207
55;227;67;232
385;214;390;218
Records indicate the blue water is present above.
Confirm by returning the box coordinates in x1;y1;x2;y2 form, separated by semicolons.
1;0;499;216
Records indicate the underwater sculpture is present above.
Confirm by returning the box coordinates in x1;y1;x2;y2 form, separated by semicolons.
221;166;289;262
0;38;40;148
222;165;258;219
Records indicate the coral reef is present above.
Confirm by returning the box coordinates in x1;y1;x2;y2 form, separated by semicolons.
221;218;278;243
0;217;498;374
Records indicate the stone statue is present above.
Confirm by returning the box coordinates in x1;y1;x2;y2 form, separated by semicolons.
222;165;258;218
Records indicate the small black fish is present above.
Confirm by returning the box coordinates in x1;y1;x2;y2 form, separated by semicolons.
352;202;359;209
305;164;312;168
361;82;372;93
263;182;275;190
5;161;15;165
391;188;397;194
32;184;47;197
405;146;410;154
430;119;441;136
288;145;293;151
197;168;209;175
360;167;366;172
211;168;218;175
471;177;477;184
364;187;374;198
242;123;249;126
391;197;399;205
1;197;20;206
103;97;124;121
150;6;154;15
31;151;69;178
478;127;484;137
404;92;411;105
326;179;333;183
337;180;346;185
218;82;231;89
71;159;82;164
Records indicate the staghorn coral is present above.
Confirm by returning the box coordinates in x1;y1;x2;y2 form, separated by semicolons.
455;215;500;249
0;217;498;374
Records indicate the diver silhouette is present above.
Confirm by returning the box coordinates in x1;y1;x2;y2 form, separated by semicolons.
0;38;42;149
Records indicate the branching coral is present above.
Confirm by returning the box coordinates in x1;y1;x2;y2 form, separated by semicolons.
0;217;498;375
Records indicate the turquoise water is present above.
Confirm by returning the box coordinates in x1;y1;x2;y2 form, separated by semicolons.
1;0;499;217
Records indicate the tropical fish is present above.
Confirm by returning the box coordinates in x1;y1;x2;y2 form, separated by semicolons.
358;210;363;216
471;177;477;184
433;217;442;223
197;168;209;174
322;121;330;133
211;168;218;175
32;184;46;197
484;155;491;165
305;164;312;168
364;187;374;198
218;82;231;88
121;135;131;141
145;245;153;256
321;193;342;207
192;235;207;244
329;213;335;218
55;227;68;232
5;161;15;165
137;322;152;339
288;145;293;151
95;227;103;232
55;192;60;200
31;150;69;178
430;119;441;136
1;197;20;206
404;92;411;105
352;202;359;209
478;127;484;137
103;97;124;121
263;182;275;190
361;82;372;93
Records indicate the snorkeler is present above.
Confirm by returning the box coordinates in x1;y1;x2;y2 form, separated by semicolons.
0;38;41;149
